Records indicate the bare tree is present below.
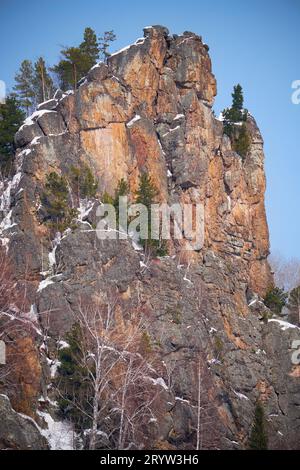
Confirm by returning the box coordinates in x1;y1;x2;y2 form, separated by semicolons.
56;294;159;450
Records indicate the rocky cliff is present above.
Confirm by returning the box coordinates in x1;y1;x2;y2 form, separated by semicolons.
0;25;299;450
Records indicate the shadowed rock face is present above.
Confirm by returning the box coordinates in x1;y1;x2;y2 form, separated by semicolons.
0;395;48;450
0;26;299;449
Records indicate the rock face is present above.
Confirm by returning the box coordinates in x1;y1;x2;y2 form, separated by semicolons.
0;25;299;449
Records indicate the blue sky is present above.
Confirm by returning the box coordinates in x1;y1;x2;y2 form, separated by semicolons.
1;0;299;259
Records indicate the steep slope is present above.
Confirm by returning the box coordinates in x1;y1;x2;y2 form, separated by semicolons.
0;25;299;449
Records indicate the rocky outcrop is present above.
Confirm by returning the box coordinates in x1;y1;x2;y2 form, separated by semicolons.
0;395;48;450
0;25;299;449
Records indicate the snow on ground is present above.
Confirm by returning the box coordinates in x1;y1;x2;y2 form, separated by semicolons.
268;319;300;331
37;411;74;450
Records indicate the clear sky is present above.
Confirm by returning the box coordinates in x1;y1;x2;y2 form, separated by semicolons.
0;0;299;259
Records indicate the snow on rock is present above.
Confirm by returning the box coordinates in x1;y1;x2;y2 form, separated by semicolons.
37;411;74;450
126;114;141;128
37;277;54;293
0;172;22;212
148;377;168;391
31;136;42;146
78;199;94;222
268;319;300;331
233;390;249;401
19;110;56;131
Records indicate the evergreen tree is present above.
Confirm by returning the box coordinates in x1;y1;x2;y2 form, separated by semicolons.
264;286;288;315
288;286;300;326
135;173;158;210
52;46;89;91
99;30;117;62
0;95;25;175
80;27;99;71
249;402;268;450
33;57;54;104
13;60;35;115
135;173;167;256
57;323;93;431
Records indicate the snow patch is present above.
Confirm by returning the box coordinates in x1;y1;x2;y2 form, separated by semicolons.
37;411;74;450
268;319;300;331
233;390;249;401
127;114;141;128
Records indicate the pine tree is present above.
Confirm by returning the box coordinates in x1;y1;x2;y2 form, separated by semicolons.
80;27;99;71
13;60;35;115
52;46;89;91
135;173;167;256
222;84;250;158
249;402;268;450
232;84;244;111
135;173;158;210
33;57;54;104
57;323;93;431
99;30;117;62
288;286;300;326
264;286;288;315
0;95;25;175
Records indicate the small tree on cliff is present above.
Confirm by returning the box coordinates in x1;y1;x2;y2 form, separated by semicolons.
264;286;288;315
288;286;300;326
99;31;117;62
13;60;35;115
56;296;158;450
249;402;268;450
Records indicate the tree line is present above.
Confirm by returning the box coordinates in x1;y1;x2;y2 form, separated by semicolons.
13;27;116;115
